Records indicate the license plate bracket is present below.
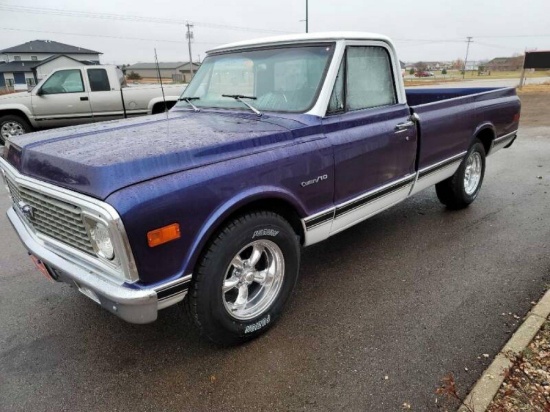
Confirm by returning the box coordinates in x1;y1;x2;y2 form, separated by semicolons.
29;255;55;282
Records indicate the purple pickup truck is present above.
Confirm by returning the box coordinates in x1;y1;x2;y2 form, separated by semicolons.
0;32;520;345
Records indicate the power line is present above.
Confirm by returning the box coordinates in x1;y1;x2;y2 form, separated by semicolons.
474;41;521;51
0;4;292;34
0;26;221;46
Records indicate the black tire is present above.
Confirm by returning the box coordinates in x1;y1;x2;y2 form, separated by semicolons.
435;139;486;209
0;114;32;145
187;211;300;345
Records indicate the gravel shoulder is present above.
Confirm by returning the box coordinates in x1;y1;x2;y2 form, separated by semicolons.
487;319;550;411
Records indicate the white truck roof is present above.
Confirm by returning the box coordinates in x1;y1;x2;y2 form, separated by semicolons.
208;31;393;53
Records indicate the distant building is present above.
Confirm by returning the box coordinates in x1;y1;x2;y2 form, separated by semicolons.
486;56;524;71
125;62;201;82
0;40;101;89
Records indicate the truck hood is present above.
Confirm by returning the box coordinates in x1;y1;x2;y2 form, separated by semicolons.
0;91;32;103
7;110;313;199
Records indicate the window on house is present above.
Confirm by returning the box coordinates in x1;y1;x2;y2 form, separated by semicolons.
13;56;21;61
6;78;14;86
26;78;35;87
31;56;38;61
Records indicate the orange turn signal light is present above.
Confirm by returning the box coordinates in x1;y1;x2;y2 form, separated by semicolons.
147;223;181;247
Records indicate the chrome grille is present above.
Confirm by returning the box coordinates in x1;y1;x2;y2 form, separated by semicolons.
6;177;95;255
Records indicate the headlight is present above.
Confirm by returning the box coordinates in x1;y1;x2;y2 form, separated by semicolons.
85;218;115;260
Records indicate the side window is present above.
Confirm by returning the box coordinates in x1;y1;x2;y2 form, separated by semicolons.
346;46;396;111
40;69;85;94
87;69;111;92
327;60;344;113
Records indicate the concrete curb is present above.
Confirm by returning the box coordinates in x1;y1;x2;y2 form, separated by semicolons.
458;288;550;412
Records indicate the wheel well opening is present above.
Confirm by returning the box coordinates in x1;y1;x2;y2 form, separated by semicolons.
0;110;30;123
223;198;305;244
152;101;176;114
476;128;495;155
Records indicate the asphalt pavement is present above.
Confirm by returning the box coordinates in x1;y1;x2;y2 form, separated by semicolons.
1;126;550;411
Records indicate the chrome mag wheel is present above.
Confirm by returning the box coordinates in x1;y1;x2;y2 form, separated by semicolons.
464;151;482;195
222;239;285;320
1;121;25;142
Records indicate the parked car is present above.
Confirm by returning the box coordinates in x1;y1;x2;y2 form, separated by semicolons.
0;65;185;144
0;32;520;345
414;71;435;77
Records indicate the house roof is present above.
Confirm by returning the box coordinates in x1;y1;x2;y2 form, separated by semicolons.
126;61;199;70
0;40;101;55
0;61;36;73
487;56;523;65
34;54;84;67
0;55;94;73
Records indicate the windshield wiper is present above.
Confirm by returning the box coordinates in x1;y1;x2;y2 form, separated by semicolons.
221;94;262;116
178;96;200;112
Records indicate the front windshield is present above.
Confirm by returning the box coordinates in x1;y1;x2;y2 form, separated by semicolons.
177;44;334;113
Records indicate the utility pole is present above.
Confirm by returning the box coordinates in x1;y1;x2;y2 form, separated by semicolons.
463;36;473;79
305;0;308;33
185;22;194;79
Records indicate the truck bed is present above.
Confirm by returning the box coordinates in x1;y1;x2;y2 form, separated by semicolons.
405;87;507;106
404;86;520;176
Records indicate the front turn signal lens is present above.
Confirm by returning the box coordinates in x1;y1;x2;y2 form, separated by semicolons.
147;223;181;247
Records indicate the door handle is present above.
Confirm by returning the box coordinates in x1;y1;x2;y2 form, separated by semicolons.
395;121;414;131
80;96;89;101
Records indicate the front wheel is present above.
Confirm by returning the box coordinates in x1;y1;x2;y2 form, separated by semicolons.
0;115;32;145
187;211;300;345
435;139;486;209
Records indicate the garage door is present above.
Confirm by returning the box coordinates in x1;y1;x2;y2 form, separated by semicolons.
0;74;5;88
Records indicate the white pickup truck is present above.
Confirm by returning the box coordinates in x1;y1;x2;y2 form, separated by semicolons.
0;65;185;144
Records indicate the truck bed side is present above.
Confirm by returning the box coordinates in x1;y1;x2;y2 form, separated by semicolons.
406;87;520;171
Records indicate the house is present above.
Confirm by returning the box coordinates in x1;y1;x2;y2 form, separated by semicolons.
0;40;101;89
486;56;524;71
125;62;201;82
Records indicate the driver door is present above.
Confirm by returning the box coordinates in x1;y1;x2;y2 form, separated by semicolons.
32;68;92;128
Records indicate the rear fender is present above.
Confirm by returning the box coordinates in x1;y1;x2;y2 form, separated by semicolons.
472;122;496;154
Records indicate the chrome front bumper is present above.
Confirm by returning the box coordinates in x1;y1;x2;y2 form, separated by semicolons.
7;207;190;324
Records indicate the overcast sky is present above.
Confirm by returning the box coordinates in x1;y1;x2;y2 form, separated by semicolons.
0;0;549;64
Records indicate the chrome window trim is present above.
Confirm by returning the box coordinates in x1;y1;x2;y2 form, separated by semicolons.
0;157;139;284
309;39;406;118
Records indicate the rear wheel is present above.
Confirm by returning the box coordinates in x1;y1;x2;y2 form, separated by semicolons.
435;139;486;209
187;211;300;345
0;115;32;145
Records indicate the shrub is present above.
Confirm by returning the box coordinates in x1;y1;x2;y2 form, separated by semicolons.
127;71;142;80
